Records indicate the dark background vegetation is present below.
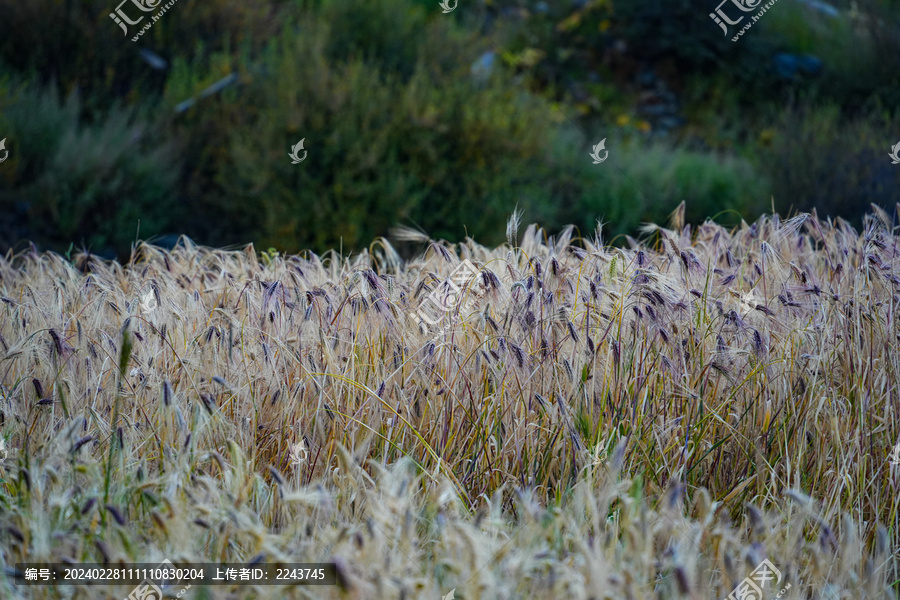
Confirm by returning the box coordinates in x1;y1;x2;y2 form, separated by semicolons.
0;0;898;258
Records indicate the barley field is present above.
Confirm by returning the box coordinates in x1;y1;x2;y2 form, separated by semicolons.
0;207;898;599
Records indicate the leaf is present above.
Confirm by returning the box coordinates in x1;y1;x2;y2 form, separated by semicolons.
118;328;133;381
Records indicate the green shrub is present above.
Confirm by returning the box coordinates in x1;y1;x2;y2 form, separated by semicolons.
317;0;432;81
0;0;791;257
761;103;900;224
171;2;769;254
0;81;181;256
562;135;769;239
164;7;573;253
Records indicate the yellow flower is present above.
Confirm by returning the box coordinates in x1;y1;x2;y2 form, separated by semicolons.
599;19;612;32
637;120;651;133
616;114;630;127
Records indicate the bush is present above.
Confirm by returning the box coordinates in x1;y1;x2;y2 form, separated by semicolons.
558;134;769;239
0;81;181;256
317;0;432;81
761;103;900;224
165;5;574;253
0;0;783;256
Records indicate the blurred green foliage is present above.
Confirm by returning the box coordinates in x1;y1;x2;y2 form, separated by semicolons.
0;81;181;253
0;0;896;257
0;0;282;104
763;103;900;221
764;0;900;107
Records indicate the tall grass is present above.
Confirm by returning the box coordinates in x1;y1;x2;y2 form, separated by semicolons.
0;209;897;598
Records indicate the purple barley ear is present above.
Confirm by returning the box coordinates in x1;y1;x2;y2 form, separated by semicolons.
752;329;765;356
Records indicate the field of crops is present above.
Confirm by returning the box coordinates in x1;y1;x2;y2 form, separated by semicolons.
0;207;898;599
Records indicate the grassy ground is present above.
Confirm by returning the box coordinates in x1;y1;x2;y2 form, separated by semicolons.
0;207;898;599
